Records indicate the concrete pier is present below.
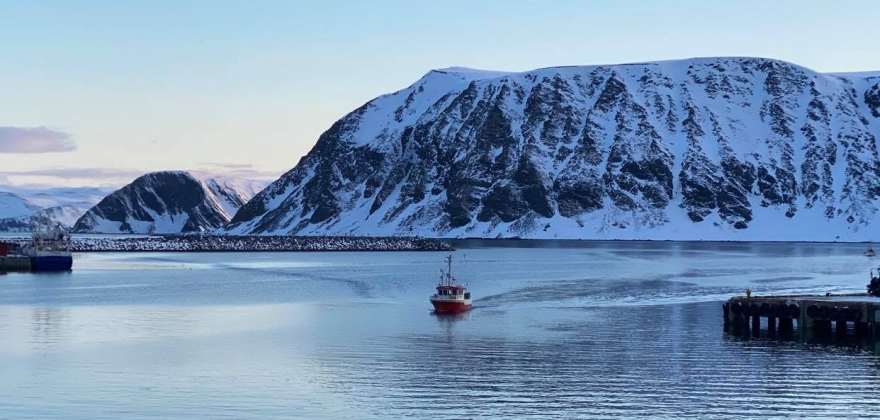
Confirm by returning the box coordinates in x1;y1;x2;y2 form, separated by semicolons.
0;255;31;271
724;293;880;343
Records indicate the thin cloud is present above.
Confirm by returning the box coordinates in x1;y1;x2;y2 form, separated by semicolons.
0;126;76;153
196;163;283;180
0;167;146;179
216;168;283;179
0;166;283;190
1;166;281;180
199;162;255;170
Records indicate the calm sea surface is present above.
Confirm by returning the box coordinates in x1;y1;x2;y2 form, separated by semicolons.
2;241;880;419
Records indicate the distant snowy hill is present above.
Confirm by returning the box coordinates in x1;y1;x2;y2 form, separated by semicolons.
73;171;266;234
16;186;112;210
0;192;42;219
0;205;85;232
223;57;880;241
0;186;110;232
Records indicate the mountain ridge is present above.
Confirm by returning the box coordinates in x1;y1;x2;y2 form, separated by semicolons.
0;188;104;232
74;171;266;234
0;205;84;232
220;57;880;240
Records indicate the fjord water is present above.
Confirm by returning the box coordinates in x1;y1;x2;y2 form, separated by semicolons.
2;241;880;419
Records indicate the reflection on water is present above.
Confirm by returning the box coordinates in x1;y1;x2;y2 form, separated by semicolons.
726;324;880;356
0;241;879;418
29;307;68;353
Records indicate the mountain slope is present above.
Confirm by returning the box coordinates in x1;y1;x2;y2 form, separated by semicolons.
74;171;264;234
0;192;42;219
0;205;85;232
224;57;880;241
0;187;111;232
18;187;112;210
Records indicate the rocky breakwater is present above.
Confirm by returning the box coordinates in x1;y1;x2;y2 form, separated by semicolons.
67;235;453;252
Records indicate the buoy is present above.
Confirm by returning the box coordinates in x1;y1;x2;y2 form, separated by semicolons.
807;305;819;318
787;303;800;318
768;304;780;318
839;306;851;321
817;305;829;319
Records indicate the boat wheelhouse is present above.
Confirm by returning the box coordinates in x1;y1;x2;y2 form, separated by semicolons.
429;253;472;313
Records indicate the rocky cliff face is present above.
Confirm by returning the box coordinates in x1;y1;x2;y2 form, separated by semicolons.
224;58;880;241
74;171;263;234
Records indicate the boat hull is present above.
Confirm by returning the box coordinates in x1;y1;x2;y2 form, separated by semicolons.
30;255;73;272
430;299;472;313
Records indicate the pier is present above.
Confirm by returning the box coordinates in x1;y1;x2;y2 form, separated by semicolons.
723;292;880;340
0;242;29;271
0;255;31;271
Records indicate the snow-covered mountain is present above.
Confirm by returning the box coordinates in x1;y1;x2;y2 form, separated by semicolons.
223;57;880;241
0;187;104;232
73;171;266;234
0;205;85;232
16;186;112;210
0;192;42;219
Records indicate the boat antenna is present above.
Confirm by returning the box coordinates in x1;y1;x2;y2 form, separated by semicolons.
446;252;453;286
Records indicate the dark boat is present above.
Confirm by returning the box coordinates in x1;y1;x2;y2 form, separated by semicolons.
22;218;73;271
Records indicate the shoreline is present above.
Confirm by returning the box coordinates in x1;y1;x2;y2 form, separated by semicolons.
454;237;871;244
3;233;872;253
5;235;454;253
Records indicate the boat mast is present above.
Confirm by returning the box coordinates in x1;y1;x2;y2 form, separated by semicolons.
446;252;453;286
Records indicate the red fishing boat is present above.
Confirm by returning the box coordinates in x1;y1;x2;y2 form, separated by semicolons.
430;253;472;313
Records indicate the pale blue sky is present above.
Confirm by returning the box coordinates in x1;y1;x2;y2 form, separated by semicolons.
0;0;877;186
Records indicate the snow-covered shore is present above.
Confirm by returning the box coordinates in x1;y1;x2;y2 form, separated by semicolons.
77;235;453;252
8;235;453;252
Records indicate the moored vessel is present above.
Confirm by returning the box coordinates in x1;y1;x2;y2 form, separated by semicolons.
429;253;472;313
22;218;73;271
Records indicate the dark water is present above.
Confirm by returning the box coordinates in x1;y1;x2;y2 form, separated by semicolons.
1;241;879;419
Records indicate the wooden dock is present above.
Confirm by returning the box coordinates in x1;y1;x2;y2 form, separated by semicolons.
0;255;31;271
723;293;880;340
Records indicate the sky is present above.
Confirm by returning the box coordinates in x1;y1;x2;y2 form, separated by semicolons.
0;0;878;188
